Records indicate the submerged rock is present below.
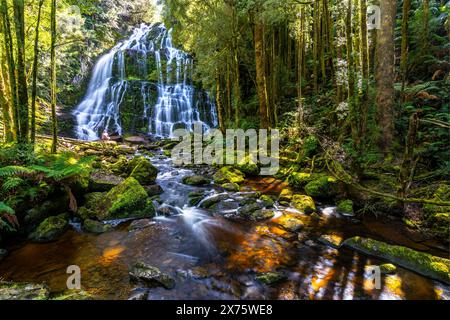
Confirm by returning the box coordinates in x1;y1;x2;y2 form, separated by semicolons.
318;234;344;249
0;282;49;300
129;262;175;289
291;195;316;214
343;236;450;284
256;272;286;285
182;175;211;186
95;177;155;221
199;193;229;209
83;219;113;234
29;214;69;243
274;214;304;232
213;166;245;184
128;219;155;231
380;263;397;275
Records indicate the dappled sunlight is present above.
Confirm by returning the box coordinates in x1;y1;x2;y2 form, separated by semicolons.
98;246;125;266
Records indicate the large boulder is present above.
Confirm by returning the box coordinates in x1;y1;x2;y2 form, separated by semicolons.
128;156;158;186
89;169;125;192
28;214;69;243
291;195;316;214
288;172;314;190
236;156;260;177
95;177;155;221
199;193;229;209
24;195;69;226
129;262;175;289
0;282;50;300
213;167;245;184
343;237;450;284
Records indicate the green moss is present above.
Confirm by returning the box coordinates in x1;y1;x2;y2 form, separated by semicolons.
213;166;245;184
337;200;354;215
0;282;50;300
379;263;397;274
96;177;154;220
182;175;211;186
343;237;450;284
128;156;158;186
292;194;316;214
236;156;260;176
83;219;113;234
256;272;286;285
52;290;94;300
278;188;294;202
222;182;240;192
304;176;338;199
259;195;275;208
29;214;69;243
288;172;314;190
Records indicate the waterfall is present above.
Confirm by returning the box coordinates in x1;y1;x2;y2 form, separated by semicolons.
73;24;218;141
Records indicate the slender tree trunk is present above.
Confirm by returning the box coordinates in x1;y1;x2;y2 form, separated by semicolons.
421;0;429;57
398;112;419;200
215;70;224;131
30;0;44;144
376;0;397;156
0;57;13;142
1;0;18;140
312;0;319;93
50;0;58;153
13;0;29;144
231;1;241;128
297;8;305;127
346;0;355;101
254;20;269;129
400;0;411;103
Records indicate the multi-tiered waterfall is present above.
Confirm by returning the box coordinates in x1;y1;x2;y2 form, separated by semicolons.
73;24;218;140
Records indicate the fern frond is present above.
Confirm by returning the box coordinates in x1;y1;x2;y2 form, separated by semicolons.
0;166;35;178
1;177;24;193
0;202;14;215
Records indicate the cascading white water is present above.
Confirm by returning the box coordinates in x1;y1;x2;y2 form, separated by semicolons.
73;24;218;141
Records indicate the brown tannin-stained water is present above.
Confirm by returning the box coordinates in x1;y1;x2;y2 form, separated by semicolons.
0;155;449;300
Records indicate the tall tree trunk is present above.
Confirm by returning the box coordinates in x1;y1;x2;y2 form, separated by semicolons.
50;0;58;153
1;0;18;140
312;0;319;93
13;0;29;144
254;20;269;129
376;0;397;156
421;0;429;57
400;0;411;103
346;0;355;101
215;70;224;131
230;0;241;128
297;7;305;127
30;0;44;144
0;57;13;142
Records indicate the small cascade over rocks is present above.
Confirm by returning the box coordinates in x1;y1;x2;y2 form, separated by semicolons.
73;23;218;141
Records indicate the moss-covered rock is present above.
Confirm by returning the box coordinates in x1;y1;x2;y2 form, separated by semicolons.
278;188;294;202
213;166;245;184
0;282;50;300
95;177;155;221
89;169;124;192
380;263;397;275
129;262;175;289
236;156;260;177
318;234;344;248
188;190;207;207
304;176;338;199
222;182;240;192
24;195;69;226
83;219;113;234
29;214;69;243
128;156;158;186
199;193;229;209
342;237;450;284
259;195;275;208
182;175;211;186
337;200;354;215
256;272;286;285
275;214;304;232
288;172;314;190
291;195;316;214
52;290;94;300
425;213;449;239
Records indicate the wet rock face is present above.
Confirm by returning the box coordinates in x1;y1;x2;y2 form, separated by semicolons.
89;169;125;192
28;214;69;243
129;262;175;289
0;282;50;300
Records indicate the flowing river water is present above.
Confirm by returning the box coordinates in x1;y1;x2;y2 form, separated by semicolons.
0;152;449;300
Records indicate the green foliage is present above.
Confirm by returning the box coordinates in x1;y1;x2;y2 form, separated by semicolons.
0;202;18;232
31;153;95;182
